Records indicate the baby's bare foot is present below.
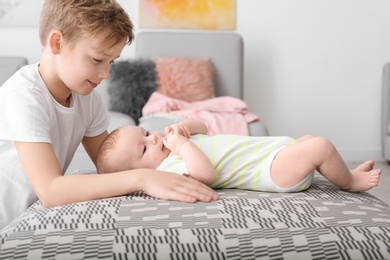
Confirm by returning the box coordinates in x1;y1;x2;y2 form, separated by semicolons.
351;160;375;173
343;168;381;192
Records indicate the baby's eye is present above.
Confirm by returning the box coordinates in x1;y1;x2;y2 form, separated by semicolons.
93;58;103;63
142;130;149;155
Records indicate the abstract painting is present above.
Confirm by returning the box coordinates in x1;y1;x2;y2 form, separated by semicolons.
139;0;236;30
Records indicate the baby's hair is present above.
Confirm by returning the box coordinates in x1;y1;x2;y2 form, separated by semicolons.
39;0;134;48
96;128;121;174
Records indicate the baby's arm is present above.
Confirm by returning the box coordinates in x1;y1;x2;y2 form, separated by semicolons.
165;119;207;138
163;131;215;185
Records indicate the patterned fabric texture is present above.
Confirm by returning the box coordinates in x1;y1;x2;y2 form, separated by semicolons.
1;174;389;260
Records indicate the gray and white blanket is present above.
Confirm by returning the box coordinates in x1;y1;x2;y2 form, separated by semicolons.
1;174;389;260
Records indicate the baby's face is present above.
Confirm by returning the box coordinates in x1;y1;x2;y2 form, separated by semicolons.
114;126;171;170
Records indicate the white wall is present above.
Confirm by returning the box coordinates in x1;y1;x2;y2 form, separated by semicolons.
237;0;390;162
1;0;389;162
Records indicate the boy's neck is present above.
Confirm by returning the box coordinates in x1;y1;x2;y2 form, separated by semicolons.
38;61;73;108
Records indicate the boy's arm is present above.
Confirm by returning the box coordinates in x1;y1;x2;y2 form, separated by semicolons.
165;119;207;138
14;141;218;208
82;131;108;166
163;131;215;185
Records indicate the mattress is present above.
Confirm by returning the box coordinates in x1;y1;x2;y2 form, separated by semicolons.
0;173;389;259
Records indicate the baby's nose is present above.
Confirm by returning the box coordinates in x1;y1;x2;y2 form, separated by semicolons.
150;134;158;145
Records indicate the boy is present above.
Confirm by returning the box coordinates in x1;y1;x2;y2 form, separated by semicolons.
97;119;381;193
0;0;217;230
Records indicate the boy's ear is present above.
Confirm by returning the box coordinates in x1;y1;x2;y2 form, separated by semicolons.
48;30;64;54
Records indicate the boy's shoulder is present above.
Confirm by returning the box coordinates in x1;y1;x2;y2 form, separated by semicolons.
1;63;39;91
0;64;50;107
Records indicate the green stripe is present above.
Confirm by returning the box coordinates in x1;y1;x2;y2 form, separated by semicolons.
237;137;252;189
213;135;233;188
222;136;248;189
169;155;183;173
252;137;279;190
195;135;206;148
210;135;219;187
209;135;218;164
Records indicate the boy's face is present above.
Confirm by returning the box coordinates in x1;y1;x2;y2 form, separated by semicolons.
113;126;171;170
57;33;127;96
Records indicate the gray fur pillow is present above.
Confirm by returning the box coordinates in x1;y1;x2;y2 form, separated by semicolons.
108;59;156;124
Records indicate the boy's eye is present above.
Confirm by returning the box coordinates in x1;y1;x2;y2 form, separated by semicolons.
93;58;103;63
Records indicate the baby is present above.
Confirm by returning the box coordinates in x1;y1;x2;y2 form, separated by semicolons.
97;119;381;193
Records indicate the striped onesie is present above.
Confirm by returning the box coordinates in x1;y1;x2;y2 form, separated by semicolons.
156;134;314;192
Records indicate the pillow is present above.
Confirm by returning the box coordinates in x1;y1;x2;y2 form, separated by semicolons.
108;59;156;124
154;56;215;102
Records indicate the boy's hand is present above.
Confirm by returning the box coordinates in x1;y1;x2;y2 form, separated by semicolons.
163;131;189;154
142;170;219;203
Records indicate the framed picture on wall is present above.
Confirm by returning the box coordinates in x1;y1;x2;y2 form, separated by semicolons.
0;0;43;27
139;0;236;30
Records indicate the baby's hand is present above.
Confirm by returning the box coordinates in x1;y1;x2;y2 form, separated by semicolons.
163;131;189;154
165;123;190;139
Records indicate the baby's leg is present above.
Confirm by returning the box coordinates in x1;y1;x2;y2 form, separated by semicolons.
271;136;381;192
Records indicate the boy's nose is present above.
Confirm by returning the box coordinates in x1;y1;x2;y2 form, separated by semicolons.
99;65;110;79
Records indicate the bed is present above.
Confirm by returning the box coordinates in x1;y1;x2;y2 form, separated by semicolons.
1;31;389;259
0;174;389;259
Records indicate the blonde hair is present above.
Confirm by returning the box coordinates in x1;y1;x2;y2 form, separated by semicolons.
39;0;134;48
96;128;121;174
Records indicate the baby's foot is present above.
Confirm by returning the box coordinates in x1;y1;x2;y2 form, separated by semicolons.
351;160;375;173
343;169;382;192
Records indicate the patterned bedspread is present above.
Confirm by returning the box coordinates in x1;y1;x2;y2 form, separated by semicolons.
1;174;389;260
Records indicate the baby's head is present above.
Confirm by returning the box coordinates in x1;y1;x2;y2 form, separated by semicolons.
39;0;134;49
97;125;171;174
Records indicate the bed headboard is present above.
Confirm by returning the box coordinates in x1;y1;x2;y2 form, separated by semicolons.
135;31;244;99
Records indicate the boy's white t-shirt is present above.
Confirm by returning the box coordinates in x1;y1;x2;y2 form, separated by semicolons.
0;64;110;230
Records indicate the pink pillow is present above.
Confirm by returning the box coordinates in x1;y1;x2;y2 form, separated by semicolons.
154;56;215;102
